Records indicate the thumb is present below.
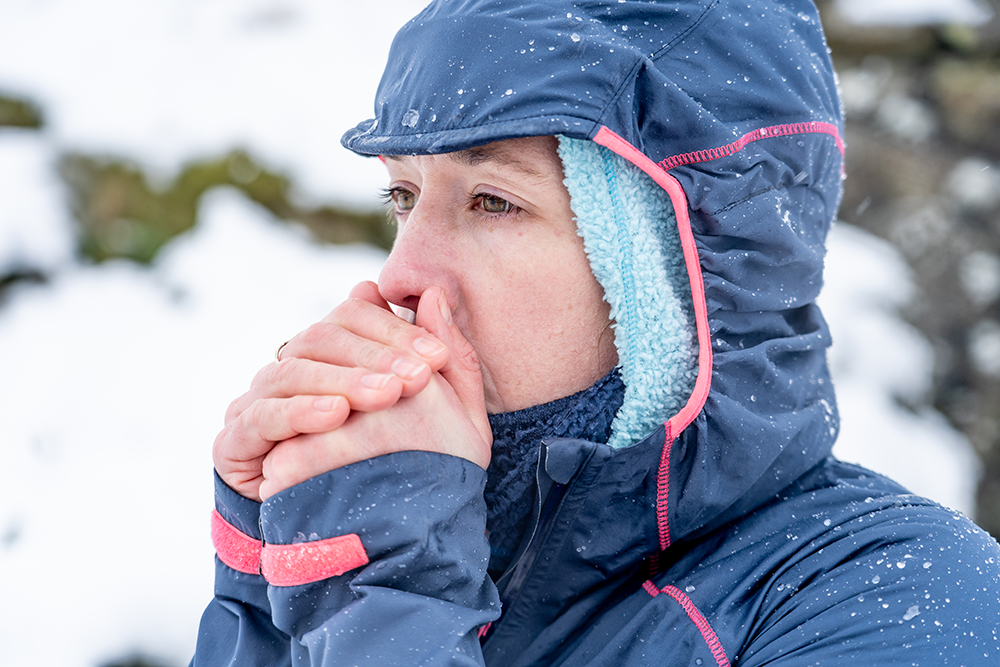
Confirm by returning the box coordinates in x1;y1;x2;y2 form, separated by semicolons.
414;287;492;446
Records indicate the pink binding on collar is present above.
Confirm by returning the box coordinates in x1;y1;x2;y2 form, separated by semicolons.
211;510;369;586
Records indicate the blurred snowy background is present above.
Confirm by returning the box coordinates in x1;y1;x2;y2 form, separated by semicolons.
1;1;998;665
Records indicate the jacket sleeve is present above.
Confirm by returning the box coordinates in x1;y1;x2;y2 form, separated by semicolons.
737;501;1000;665
191;472;292;667
260;449;500;666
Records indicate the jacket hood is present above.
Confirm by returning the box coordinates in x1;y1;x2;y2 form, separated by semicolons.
343;0;844;548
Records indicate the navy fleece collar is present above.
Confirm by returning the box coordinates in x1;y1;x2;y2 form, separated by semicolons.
485;368;624;575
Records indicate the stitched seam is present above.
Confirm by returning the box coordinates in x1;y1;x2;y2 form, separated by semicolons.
657;422;674;550
642;580;661;597
649;0;721;60
657;121;844;170
600;149;639;369
350;112;601;148
661;585;731;667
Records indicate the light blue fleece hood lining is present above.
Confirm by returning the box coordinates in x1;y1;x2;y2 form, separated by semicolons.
557;136;697;449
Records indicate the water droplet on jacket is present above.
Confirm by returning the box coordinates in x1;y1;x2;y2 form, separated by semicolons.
571;33;581;42
401;109;420;127
872;575;881;584
903;605;920;621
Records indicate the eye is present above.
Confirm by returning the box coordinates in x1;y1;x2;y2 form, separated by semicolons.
379;186;417;212
477;194;514;214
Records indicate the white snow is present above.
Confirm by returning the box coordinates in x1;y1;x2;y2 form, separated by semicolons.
822;223;980;515
960;251;1000;307
968;319;1000;378
0;0;426;208
0;1;986;665
0;132;74;273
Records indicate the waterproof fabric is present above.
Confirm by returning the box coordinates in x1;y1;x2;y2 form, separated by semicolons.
192;1;1000;665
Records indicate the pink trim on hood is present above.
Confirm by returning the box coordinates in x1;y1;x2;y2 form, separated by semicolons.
592;126;713;436
658;121;844;170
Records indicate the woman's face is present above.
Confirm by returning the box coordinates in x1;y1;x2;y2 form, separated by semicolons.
378;135;617;414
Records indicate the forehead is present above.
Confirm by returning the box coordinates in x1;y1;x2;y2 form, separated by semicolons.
384;136;558;180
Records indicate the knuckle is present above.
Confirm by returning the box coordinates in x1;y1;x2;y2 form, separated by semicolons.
239;398;269;435
360;343;396;371
456;343;481;371
330;297;364;324
268;356;303;388
300;321;333;349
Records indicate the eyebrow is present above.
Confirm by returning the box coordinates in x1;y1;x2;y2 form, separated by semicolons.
383;144;544;179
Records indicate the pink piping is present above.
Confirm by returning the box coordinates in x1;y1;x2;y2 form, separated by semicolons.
593;121;844;553
660;585;731;667
656;423;674;550
593;126;713;552
592;126;713;436
657;121;845;170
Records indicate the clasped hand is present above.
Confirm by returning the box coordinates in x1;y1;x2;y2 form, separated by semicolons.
214;282;492;502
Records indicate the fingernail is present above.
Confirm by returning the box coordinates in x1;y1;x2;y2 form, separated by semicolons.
413;336;446;358
313;396;340;412
391;357;426;381
361;373;393;390
438;291;453;325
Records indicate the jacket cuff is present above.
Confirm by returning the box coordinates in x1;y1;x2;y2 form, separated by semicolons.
260;450;498;639
214;469;262;540
210;471;272;611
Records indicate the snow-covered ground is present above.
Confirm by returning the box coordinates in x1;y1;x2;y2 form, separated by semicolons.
0;1;985;666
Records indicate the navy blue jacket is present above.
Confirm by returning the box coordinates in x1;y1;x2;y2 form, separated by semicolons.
192;1;1000;664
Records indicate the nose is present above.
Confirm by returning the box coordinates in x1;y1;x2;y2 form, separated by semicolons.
377;204;456;314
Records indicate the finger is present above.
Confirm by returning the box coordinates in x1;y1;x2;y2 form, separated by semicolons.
350;280;416;324
228;358;404;419
259;427;376;500
218;394;351;467
414;286;493;447
348;280;391;309
279;304;446;397
242;394;352;442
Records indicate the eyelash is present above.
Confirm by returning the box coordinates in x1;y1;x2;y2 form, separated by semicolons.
378;187;522;218
471;193;521;217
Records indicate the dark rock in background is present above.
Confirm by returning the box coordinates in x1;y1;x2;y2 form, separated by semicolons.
58;150;395;264
0;92;43;129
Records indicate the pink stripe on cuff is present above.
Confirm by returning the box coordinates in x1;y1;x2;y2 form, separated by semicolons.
211;509;262;575
211;510;370;585
261;533;369;587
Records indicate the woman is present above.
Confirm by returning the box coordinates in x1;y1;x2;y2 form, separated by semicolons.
194;1;1000;665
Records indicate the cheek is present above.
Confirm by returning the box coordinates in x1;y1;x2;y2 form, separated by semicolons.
462;244;615;410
